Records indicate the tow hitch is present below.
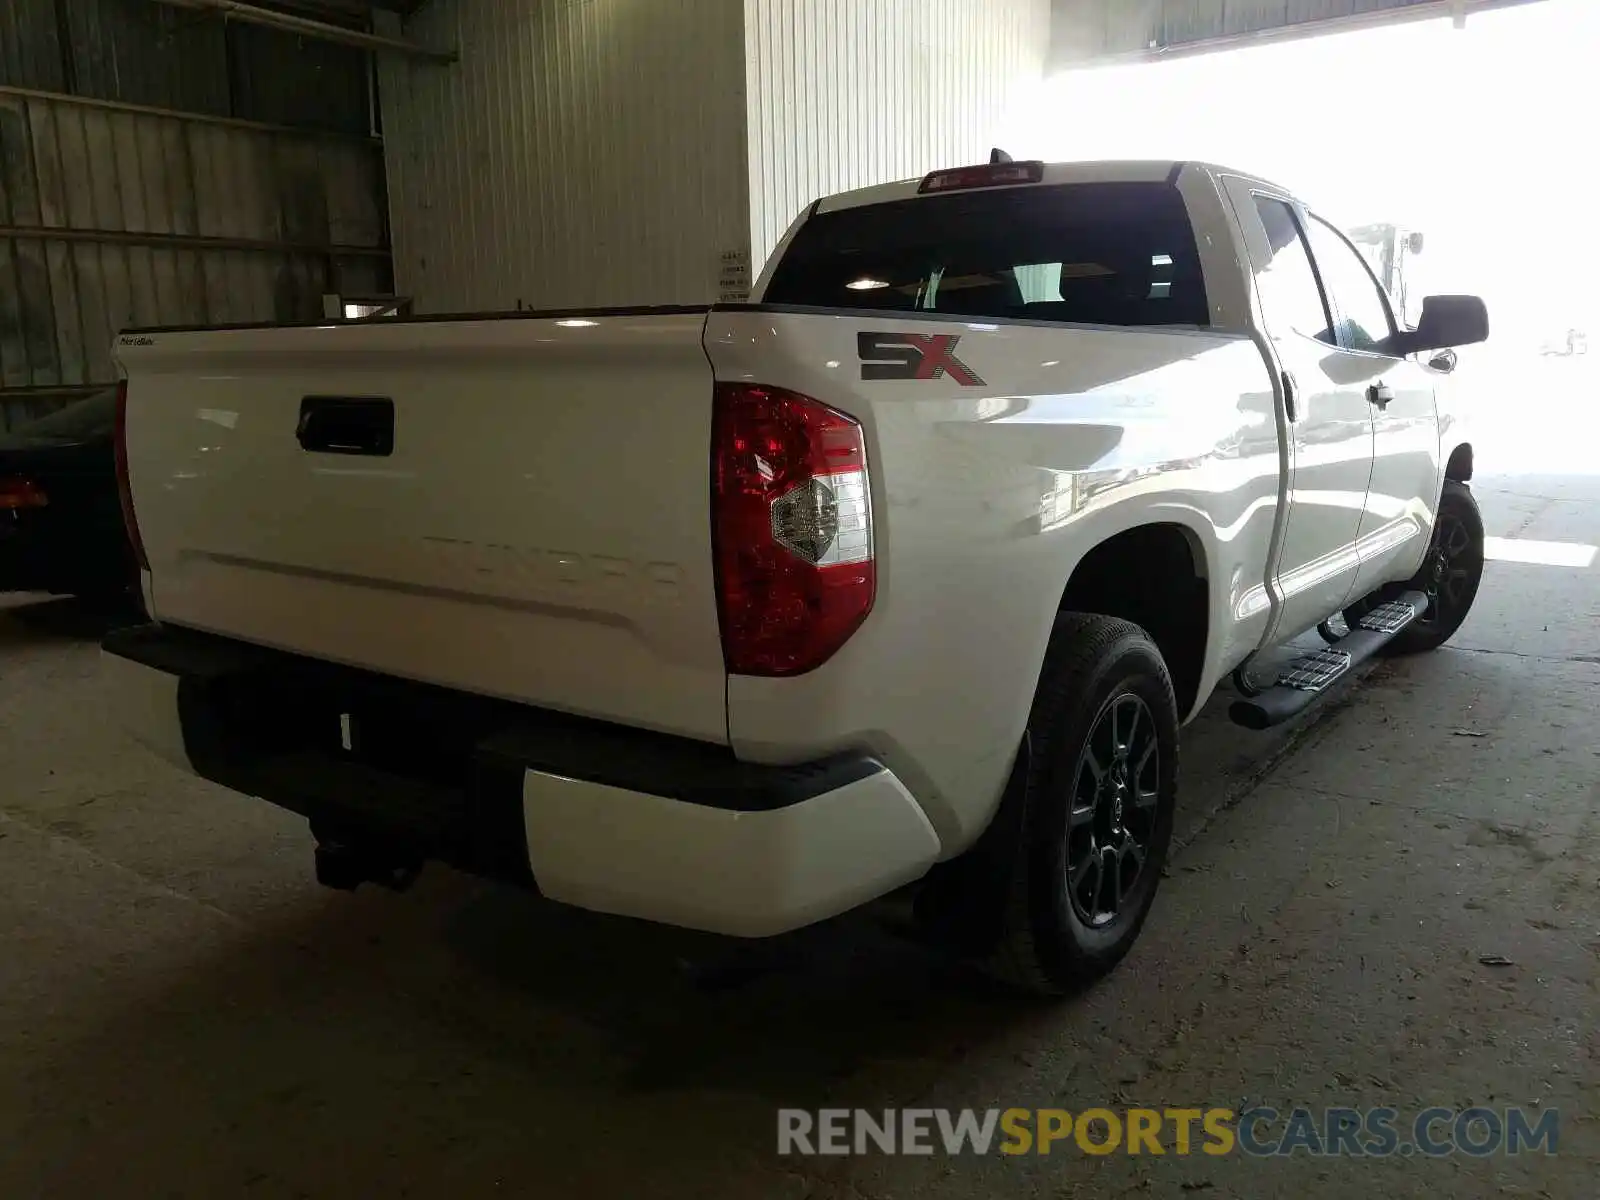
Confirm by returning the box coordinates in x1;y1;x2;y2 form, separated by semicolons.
313;838;424;892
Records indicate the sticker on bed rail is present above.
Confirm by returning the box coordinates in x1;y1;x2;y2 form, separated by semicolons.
857;332;984;386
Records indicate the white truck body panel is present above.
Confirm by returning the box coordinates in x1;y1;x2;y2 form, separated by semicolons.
115;313;729;744
520;764;940;937
708;310;1281;849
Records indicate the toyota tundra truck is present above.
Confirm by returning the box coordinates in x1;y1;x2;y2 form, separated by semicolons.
102;159;1490;995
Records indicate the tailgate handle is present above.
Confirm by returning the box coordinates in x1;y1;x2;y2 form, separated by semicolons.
297;396;394;456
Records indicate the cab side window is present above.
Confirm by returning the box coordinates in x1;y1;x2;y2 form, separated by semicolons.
1305;215;1397;354
1250;197;1335;345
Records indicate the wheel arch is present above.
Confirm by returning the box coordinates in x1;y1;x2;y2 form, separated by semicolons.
1055;518;1214;719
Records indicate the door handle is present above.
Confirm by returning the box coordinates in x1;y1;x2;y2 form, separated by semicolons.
1367;382;1394;410
1282;370;1298;423
297;396;395;456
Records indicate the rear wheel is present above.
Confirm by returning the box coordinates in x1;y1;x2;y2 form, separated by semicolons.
986;613;1179;996
1346;479;1484;655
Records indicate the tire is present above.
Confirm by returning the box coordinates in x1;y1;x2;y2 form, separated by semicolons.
986;613;1180;996
1345;479;1484;656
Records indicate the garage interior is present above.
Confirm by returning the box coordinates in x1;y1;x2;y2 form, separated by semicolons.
2;0;1596;1196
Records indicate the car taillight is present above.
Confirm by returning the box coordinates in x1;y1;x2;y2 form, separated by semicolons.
0;478;48;509
113;379;149;571
712;383;875;676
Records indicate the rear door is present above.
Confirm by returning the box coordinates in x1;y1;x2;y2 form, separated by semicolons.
1223;180;1375;642
1300;213;1441;599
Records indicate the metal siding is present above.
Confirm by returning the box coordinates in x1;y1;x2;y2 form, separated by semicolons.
8;2;375;133
0;0;66;91
227;22;374;137
1170;0;1228;41
1;0;394;425
64;0;232;117
1053;0;1508;61
378;0;751;314
0;90;387;420
743;0;1050;272
1102;0;1164;50
1286;0;1357;22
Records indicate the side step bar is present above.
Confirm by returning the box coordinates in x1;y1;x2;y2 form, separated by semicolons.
1229;590;1428;731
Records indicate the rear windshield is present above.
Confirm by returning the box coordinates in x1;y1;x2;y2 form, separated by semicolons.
764;181;1209;328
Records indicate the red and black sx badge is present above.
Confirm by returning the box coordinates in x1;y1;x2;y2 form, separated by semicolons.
857;333;985;387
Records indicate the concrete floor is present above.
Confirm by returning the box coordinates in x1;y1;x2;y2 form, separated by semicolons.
2;433;1596;1194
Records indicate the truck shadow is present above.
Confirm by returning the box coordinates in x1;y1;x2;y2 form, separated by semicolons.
0;594;143;643
12;876;1065;1197
436;885;1040;1097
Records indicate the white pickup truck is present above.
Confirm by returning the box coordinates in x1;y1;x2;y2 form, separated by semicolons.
104;159;1489;994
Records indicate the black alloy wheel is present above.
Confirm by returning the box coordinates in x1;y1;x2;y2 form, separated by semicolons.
1066;693;1160;928
1345;479;1484;655
1412;500;1477;636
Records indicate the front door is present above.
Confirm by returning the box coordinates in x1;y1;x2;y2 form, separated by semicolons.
1301;213;1442;601
1223;180;1376;643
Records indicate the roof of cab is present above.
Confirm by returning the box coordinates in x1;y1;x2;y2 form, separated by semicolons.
813;160;1291;214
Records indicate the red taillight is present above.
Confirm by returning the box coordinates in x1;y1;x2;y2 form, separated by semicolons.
113;379;149;571
0;478;48;509
918;160;1045;194
712;383;875;677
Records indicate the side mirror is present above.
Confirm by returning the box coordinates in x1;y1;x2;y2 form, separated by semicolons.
1396;295;1489;354
1406;231;1426;256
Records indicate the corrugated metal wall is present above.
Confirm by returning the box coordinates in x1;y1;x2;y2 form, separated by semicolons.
0;92;387;408
2;0;375;136
0;0;387;426
744;0;1050;270
377;0;750;314
1050;0;1540;63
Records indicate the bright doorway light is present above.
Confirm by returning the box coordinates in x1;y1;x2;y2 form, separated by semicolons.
999;0;1600;441
1484;537;1597;568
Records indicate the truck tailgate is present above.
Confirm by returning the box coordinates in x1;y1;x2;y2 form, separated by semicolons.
115;312;728;743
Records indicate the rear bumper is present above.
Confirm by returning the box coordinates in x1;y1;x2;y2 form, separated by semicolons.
101;624;940;937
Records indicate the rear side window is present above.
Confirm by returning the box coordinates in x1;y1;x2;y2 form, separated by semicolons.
763;182;1209;328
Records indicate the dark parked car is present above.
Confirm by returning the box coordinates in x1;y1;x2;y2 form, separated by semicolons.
0;388;139;606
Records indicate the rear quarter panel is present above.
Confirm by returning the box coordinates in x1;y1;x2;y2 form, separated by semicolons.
708;309;1280;852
